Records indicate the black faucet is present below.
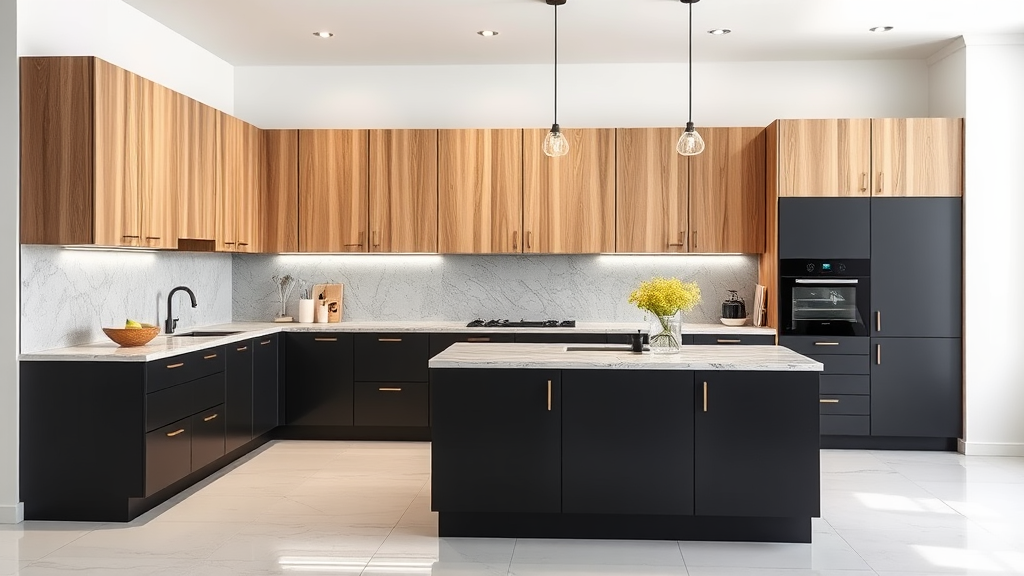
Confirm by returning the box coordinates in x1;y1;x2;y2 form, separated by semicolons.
165;286;198;334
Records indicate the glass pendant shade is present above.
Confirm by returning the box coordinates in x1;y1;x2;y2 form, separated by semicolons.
543;124;570;157
676;123;705;156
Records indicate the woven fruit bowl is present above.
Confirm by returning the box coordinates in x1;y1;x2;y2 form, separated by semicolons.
102;324;160;347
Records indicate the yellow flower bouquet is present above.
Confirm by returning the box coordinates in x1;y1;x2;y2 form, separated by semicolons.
628;277;701;352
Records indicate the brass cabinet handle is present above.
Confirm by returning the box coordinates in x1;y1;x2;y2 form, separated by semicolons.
512;231;519;251
314;337;338;342
547;380;552;411
372;231;380;249
878;172;884;194
717;339;742;344
526;231;533;251
344;232;365;247
260;339;272;345
876;311;881;332
820;399;840;404
203;354;217;360
378;338;403;342
692;231;698;251
145;236;161;240
703;381;708;412
877;344;881;365
166;428;185;437
467;337;491;342
861;172;868;192
224;242;235;245
379;387;402;392
203;413;219;422
814;342;840;346
669;231;686;247
166;362;185;369
122;235;140;239
236;346;248;352
237;242;249;247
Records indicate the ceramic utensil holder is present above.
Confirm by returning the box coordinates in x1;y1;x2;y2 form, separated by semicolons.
315;302;329;323
298;299;315;323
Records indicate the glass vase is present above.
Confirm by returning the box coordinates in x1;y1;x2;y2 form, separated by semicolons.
650;313;682;354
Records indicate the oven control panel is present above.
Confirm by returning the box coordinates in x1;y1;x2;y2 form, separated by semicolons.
781;259;869;277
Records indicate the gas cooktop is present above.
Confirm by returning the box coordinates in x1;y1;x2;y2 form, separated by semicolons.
467;319;577;328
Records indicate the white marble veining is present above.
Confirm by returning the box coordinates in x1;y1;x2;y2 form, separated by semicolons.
20;246;233;354
232;253;759;324
430;343;823;371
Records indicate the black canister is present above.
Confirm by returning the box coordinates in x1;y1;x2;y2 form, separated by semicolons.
722;290;746;319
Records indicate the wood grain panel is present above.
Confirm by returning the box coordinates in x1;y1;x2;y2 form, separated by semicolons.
369;129;439;253
523;128;615;254
179;98;219;241
778;119;870;197
217;112;243;251
438;129;522;253
261;130;299;253
93;59;141;247
235;122;261;253
689;127;766;253
615;128;688;253
759;121;780;331
19;56;94;245
871;118;963;197
139;80;179;249
298;130;369;252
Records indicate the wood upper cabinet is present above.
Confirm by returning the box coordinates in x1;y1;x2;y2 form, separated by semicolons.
298;130;369;252
369;129;438;253
689;127;766;253
777;119;871;197
92;59;142;247
260;130;299;253
217;114;259;252
523;128;615;254
138;80;179;249
178;98;219;241
616;128;688;253
438;129;523;254
871;118;963;197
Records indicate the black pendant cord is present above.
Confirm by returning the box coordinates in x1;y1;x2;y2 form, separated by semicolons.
554;2;558;129
687;0;693;129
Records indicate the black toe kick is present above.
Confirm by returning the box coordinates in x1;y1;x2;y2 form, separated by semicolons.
438;513;812;543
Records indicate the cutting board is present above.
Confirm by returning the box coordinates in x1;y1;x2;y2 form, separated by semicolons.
312;283;344;323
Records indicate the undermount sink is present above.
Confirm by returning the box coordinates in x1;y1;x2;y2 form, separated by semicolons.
564;345;648;352
169;330;243;338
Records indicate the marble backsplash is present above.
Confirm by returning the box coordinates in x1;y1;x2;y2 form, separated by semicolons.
21;246;233;353
232;254;759;325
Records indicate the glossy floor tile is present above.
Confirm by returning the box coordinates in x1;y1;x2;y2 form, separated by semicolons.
7;443;1024;575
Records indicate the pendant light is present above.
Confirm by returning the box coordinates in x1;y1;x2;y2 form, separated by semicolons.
676;0;705;156
543;0;569;157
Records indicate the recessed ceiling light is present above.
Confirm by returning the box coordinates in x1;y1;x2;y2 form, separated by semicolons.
313;31;334;39
477;30;499;37
869;26;894;33
708;29;731;35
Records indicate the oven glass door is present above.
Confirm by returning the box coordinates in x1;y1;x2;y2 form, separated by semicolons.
783;278;868;336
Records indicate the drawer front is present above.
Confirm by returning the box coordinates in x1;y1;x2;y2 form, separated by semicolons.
146;373;226;432
807;354;871;375
690;334;776;346
354;333;429;382
146;347;225;393
820;375;870;395
145;417;192;496
779;336;868;356
191;404;226;471
429;333;516;357
354;382;428;427
514;333;607;344
819;394;870;415
820;415;870;436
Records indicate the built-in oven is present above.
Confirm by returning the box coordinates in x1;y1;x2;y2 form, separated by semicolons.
780;259;869;336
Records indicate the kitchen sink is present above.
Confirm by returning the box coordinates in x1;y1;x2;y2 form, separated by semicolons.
564;345;648;352
169;330;243;338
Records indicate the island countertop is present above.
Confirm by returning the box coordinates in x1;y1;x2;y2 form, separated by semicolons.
428;343;823;371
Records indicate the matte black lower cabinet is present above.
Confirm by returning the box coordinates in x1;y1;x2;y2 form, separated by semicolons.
354;382;428;427
191;404;226;471
285;333;355;426
561;370;694;515
430;369;562;513
871;337;962;439
225;342;254;452
145;418;192;496
252;334;280;437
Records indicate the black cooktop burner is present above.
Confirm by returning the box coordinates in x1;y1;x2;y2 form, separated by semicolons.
467;319;577;328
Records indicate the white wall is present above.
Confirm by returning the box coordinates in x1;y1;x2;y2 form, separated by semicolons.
17;0;234;112
0;0;21;525
235;59;930;129
960;35;1024;456
928;40;967;117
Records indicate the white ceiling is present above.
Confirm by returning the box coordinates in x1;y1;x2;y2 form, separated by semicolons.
123;0;1024;66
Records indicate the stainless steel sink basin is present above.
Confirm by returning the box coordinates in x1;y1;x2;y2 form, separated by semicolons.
565;345;648;352
169;330;243;338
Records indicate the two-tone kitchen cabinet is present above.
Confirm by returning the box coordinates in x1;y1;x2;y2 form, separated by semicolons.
353;333;430;427
616;127;766;253
217;114;260;252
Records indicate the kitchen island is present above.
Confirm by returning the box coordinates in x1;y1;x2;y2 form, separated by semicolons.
428;343;824;543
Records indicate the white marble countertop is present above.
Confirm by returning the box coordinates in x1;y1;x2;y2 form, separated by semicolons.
19;321;776;363
429;343;823;371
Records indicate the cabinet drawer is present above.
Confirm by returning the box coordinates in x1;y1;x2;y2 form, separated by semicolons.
779;336;868;356
514;333;606;344
354;382;428;427
354;333;429;382
145;417;192;496
146;373;225;432
820;415;870;436
819;395;870;415
429;333;516;357
191;404;226;471
690;334;776;346
806;354;870;375
146;347;225;393
820;375;870;395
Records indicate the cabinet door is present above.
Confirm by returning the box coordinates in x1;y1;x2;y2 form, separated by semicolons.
523;128;615;253
615;128;688;253
191;404;226;471
261;130;299;253
777;119;871;198
353;333;429;382
145;417;191;496
234;123;260;252
689;127;766;253
438;129;522;253
694;371;819;518
354;382;429;427
778;197;871;259
299;130;369;252
217;113;243;251
562;370;694;515
138;80;179;249
252;334;280;437
179;98;219;241
431;369;561;513
285;333;354;426
93;59;141;247
225;341;254;452
871;198;962;338
871;338;962;438
369;129;438;252
872;118;963;197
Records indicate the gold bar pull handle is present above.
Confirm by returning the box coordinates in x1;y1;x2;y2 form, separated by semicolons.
814;342;840;347
547;380;552;411
877;344;881;365
260;339;272;345
166;362;185;369
378;387;402;392
703;381;708;412
861;172;868;192
166;428;185;437
878;172;884;194
467;337;491;342
204;354;218;360
717;339;742;344
526;231;533;251
692;231;698;251
820;399;840;404
236;346;248;352
876;311;881;332
378;338;403;343
203;413;219;422
512;231;519;251
314;337;338;342
669;231;686;247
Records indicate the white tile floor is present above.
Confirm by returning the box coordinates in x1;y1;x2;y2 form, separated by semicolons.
3;441;1024;575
